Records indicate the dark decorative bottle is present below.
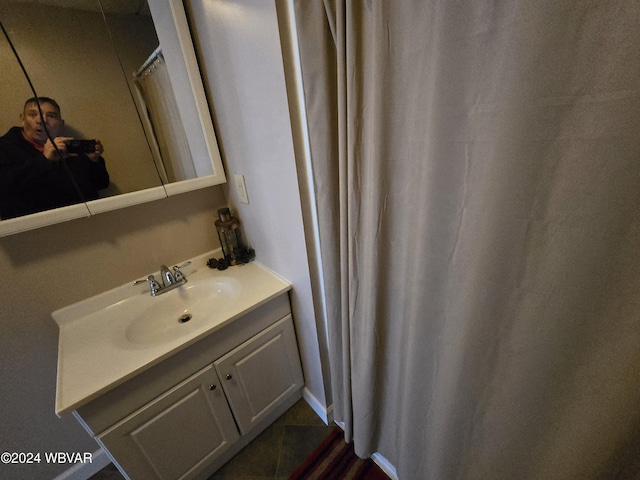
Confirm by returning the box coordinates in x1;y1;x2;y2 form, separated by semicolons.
215;208;249;265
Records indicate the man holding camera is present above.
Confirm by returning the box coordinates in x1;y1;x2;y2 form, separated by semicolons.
0;97;110;219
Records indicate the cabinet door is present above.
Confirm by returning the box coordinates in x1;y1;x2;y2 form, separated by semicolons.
99;364;239;480
215;315;304;435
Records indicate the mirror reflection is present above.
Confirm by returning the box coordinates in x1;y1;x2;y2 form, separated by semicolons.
0;1;165;220
0;95;109;218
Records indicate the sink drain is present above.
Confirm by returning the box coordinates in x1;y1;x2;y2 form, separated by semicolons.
179;313;192;324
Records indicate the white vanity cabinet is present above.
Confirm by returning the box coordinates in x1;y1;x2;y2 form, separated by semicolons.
72;294;304;480
214;315;304;435
97;364;240;480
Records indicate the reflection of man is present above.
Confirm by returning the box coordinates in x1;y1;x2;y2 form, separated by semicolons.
0;97;110;219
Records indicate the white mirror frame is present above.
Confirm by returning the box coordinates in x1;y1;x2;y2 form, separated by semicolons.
0;0;225;236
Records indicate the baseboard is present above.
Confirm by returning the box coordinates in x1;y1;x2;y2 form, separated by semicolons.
302;386;333;424
371;452;399;480
332;423;399;480
51;448;111;480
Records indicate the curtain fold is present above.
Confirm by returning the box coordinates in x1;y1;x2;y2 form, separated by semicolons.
294;1;640;479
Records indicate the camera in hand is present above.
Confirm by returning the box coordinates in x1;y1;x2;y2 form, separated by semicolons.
66;139;96;154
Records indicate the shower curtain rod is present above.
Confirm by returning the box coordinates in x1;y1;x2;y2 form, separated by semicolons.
134;46;162;78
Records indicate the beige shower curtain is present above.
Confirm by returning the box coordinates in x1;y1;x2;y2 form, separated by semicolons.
135;52;195;183
293;1;640;479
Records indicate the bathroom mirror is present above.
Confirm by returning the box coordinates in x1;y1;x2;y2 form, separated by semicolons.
0;0;225;236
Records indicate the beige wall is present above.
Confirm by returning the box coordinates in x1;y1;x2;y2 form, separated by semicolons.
0;186;226;479
186;0;330;413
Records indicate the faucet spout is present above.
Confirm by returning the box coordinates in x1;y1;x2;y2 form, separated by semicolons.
159;265;174;287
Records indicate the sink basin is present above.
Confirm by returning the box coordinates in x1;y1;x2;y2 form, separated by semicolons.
123;276;241;345
53;253;292;415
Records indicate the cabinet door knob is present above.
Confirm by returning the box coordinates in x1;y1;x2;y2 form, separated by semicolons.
225;374;233;380
209;384;217;390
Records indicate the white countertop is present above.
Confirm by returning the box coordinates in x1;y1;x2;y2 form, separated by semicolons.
53;252;291;415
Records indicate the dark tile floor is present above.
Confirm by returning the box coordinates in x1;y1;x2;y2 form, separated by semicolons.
89;399;333;480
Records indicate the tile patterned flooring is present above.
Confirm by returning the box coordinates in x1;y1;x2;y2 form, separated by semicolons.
89;399;333;480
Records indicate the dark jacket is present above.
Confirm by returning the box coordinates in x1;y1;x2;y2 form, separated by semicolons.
0;126;110;219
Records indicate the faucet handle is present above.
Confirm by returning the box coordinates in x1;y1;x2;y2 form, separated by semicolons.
133;275;151;285
172;261;191;282
134;275;161;296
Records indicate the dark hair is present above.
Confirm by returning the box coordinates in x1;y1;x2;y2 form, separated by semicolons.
24;97;61;116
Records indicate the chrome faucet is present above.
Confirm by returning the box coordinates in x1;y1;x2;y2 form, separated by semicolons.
160;265;174;287
134;261;191;296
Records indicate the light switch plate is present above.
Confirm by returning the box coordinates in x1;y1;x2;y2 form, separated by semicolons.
233;174;249;204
